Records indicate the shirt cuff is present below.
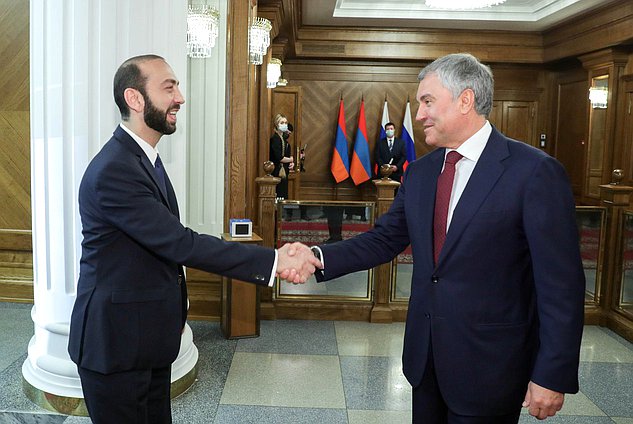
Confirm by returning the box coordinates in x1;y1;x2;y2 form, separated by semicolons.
269;249;279;287
311;246;324;269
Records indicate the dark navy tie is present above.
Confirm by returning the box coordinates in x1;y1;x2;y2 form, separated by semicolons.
154;154;168;195
433;151;463;265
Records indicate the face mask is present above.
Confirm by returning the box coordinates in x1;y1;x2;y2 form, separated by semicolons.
386;129;395;138
278;124;288;132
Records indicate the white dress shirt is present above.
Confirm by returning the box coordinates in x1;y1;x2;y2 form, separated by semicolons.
442;121;492;231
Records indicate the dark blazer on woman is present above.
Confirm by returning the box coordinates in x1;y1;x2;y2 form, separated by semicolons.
269;132;291;198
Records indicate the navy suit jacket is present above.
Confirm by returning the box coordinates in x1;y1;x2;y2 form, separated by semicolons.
375;137;406;179
317;127;585;415
69;126;275;374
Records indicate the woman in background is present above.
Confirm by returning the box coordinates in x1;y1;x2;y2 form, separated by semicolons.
269;113;294;199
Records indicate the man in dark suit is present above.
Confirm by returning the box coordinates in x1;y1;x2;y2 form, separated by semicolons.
375;121;407;181
68;54;320;424
311;53;585;423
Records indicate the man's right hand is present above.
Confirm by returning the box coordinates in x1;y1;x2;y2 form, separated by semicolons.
276;242;322;284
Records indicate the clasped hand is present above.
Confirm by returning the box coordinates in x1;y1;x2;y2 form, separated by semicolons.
276;242;322;284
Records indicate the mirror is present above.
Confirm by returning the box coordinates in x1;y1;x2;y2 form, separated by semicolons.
275;200;374;300
576;207;606;304
585;75;609;198
391;245;412;302
620;212;633;315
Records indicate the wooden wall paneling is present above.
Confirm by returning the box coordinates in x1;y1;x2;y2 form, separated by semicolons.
544;1;633;63
185;268;222;320
554;78;589;197
0;0;29;112
503;101;537;147
226;0;257;224
0;0;30;232
619;77;633;186
580;50;629;202
293;26;544;63
0;0;31;303
0;229;33;303
0;111;31;229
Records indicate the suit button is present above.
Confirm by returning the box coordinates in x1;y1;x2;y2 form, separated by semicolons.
431;276;439;284
177;276;183;285
254;274;265;281
424;313;431;319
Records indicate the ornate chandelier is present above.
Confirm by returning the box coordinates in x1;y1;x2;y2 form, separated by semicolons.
425;0;506;9
249;17;272;65
186;5;220;58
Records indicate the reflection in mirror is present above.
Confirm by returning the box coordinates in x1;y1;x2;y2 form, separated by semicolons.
276;201;374;300
576;207;606;304
586;75;608;197
620;212;633;315
392;246;412;301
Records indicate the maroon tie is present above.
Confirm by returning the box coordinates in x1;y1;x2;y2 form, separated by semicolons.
433;151;463;264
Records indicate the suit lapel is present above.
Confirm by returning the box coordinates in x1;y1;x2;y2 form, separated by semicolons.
438;129;509;266
114;126;175;214
417;149;445;268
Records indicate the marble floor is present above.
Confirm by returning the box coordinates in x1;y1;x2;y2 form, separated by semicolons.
1;301;632;424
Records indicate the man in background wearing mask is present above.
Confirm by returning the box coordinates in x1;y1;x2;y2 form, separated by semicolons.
375;121;406;182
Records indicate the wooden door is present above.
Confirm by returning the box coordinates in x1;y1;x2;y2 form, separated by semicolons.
555;80;588;197
503;101;537;147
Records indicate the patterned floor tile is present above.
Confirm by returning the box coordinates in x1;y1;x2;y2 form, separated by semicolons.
339;356;411;411
236;320;337;355
213;405;347;424
335;321;404;357
220;352;345;409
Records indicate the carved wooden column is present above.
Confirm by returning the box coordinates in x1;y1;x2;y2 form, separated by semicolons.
256;161;280;319
370;173;400;323
599;172;633;331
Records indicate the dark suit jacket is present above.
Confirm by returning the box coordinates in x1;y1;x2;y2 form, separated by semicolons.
69;125;275;374
269;132;291;198
317;127;585;416
374;137;406;179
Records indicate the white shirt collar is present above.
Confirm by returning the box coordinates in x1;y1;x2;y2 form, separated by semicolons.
447;120;492;163
120;123;159;166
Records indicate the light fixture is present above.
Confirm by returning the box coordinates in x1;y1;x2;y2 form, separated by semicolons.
186;5;220;58
267;58;282;88
249;17;272;65
589;87;608;109
425;0;506;9
276;78;288;87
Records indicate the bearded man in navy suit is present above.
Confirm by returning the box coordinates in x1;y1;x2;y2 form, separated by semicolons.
312;53;585;423
68;54;320;424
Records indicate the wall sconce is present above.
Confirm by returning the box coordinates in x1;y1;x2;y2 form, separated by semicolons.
187;5;220;58
249;17;272;65
267;58;282;88
589;87;608;109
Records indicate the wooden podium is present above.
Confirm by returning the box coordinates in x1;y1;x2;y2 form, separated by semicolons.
220;232;263;339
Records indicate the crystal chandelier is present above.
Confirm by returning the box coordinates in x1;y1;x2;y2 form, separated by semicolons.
249;17;272;65
267;58;282;88
425;0;506;9
186;5;220;58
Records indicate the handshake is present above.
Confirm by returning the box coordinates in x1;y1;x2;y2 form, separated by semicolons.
275;242;323;284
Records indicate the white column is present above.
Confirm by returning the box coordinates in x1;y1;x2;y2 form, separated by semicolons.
23;0;198;404
187;0;227;236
